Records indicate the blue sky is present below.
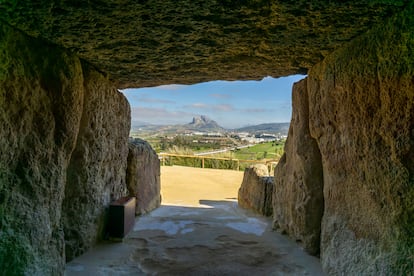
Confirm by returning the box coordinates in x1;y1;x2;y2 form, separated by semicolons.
121;75;305;129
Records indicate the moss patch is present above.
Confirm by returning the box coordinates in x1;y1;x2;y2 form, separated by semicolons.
0;229;34;275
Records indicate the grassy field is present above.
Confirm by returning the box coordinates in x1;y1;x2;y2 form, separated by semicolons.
232;141;284;160
210;141;285;161
160;141;284;172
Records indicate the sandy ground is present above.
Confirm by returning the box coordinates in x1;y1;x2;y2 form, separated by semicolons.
160;165;244;206
65;166;324;275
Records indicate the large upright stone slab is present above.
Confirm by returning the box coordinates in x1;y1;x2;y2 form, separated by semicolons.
308;4;414;274
0;24;84;275
126;138;161;215
62;63;131;261
0;20;132;274
272;79;324;256
238;164;274;217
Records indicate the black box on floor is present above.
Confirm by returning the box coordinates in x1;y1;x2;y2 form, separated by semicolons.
108;196;136;238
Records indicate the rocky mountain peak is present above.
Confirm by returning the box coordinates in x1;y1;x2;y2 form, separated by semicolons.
188;115;223;130
190;115;211;125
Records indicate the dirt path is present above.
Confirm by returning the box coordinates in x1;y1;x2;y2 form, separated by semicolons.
66;166;324;275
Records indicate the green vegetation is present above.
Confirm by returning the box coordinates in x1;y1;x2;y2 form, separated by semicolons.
161;155;240;170
156;140;285;171
391;242;414;275
231;141;285;160
141;135;237;153
0;228;33;275
133;133;286;171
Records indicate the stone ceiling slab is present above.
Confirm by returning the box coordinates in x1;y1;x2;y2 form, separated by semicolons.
0;0;406;88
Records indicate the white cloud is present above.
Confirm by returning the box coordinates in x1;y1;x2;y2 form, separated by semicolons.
131;107;194;124
155;84;188;90
139;96;175;104
187;103;209;109
214;104;234;111
184;103;234;112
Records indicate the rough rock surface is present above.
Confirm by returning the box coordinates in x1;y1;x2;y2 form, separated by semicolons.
238;164;273;217
0;23;132;274
62;63;131;261
126;139;161;215
0;24;84;275
272;79;324;256
1;1;413;276
308;4;414;274
0;1;406;87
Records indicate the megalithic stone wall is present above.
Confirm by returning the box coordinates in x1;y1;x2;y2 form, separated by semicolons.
0;23;131;274
272;78;324;256
308;3;414;274
0;24;84;275
238;164;274;217
126;138;161;215
62;62;131;261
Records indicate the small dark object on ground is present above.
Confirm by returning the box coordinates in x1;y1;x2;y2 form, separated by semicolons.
108;197;136;239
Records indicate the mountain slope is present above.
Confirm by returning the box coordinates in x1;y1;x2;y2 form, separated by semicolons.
130;116;289;135
186;115;224;131
235;123;290;135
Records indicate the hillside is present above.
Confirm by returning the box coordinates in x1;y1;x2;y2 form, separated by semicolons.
131;116;289;136
131;115;225;134
186;115;224;132
235;123;290;135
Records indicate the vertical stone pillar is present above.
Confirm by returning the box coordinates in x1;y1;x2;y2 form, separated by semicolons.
62;63;131;261
126;138;161;215
0;24;84;275
273;78;324;256
238;164;274;217
308;4;414;274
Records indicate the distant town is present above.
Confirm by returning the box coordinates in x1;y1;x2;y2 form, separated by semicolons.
130;115;289;156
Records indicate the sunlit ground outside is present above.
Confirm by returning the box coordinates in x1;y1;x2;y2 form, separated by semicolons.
160;165;243;206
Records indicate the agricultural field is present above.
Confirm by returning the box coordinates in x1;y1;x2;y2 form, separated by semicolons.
206;141;285;161
137;135;240;153
133;135;286;171
159;141;285;171
231;141;285;160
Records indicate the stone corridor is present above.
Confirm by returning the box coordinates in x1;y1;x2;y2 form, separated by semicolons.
65;166;323;275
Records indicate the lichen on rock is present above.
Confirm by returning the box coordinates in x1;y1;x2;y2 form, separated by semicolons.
308;3;414;274
0;23;84;275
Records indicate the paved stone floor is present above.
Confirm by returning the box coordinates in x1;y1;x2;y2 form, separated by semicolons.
65;166;324;275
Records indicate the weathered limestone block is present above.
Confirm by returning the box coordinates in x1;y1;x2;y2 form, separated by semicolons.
62;63;131;261
0;24;84;275
272;79;324;256
238;164;274;217
126;138;161;215
308;4;414;274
